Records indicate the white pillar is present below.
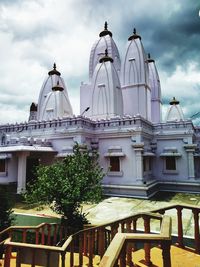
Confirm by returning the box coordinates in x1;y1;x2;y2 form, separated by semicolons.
132;143;144;183
184;144;197;180
17;152;30;193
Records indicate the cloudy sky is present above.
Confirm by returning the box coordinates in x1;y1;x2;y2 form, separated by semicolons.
0;0;200;124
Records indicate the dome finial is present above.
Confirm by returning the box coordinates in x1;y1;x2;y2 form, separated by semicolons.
147;53;155;63
99;49;113;63
99;21;112;37
128;27;141;41
170;97;180;105
104;21;108;30
52;80;64;91
105;48;108;57
48;63;61;76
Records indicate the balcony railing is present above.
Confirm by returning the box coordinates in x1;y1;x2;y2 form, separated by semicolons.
0;203;199;267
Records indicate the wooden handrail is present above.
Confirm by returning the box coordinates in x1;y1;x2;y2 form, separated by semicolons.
99;215;172;267
2;203;200;267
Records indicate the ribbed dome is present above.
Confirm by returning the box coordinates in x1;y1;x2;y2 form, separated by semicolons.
37;64;73;120
89;22;121;81
148;53;162;123
39;90;73;121
165;97;184;122
89;53;123;120
121;28;148;86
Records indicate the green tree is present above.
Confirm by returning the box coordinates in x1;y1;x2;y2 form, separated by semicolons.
25;143;103;233
0;186;14;232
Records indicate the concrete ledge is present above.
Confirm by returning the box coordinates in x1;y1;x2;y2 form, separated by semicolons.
102;180;200;199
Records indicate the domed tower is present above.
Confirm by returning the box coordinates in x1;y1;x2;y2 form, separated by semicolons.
147;53;162;123
165;97;184;122
37;64;73;121
121;28;151;120
89;22;121;81
80;22;121;116
86;49;123;120
28;102;37;121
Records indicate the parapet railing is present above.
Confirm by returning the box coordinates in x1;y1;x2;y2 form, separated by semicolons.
0;223;64;246
2;212;164;267
1;203;200;267
152;203;200;254
99;203;200;267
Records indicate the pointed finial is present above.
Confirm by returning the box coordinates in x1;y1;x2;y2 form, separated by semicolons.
52;80;64;91
99;21;112;37
48;63;61;76
104;21;108;30
170;97;180;105
105;49;108;57
99;49;113;63
147;53;155;63
128;27;141;41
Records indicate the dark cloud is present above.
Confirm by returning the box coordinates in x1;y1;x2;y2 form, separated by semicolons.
120;1;200;74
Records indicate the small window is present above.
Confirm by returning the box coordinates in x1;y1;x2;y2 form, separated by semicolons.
110;157;120;172
0;159;6;172
143;158;152;173
143;158;147;172
166;157;176;170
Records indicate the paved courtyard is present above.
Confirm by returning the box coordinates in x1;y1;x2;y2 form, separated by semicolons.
14;192;200;237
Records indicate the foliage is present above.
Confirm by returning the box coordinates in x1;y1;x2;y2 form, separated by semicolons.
25;143;104;233
0;186;14;232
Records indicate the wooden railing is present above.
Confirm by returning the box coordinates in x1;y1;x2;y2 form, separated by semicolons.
0;223;64;246
99;215;171;267
1;203;200;267
152;204;200;254
99;203;200;267
2;212;164;267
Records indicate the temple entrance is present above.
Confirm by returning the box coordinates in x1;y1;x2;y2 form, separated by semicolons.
26;158;40;185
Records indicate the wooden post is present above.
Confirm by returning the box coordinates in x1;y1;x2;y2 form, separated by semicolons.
88;231;94;267
53;224;58;245
35;229;39;244
193;209;200;254
70;239;74;267
98;227;105;258
4;245;12;267
126;221;134;266
176;207;184;248
46;251;50;267
61;252;66;267
161;241;171;267
47;224;51;245
41;226;45;245
79;233;83;266
22;229;27;243
119;242;126;267
144;216;152;266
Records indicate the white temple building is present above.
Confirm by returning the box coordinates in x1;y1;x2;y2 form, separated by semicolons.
0;23;200;198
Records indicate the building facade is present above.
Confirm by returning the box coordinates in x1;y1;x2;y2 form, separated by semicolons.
0;23;200;198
